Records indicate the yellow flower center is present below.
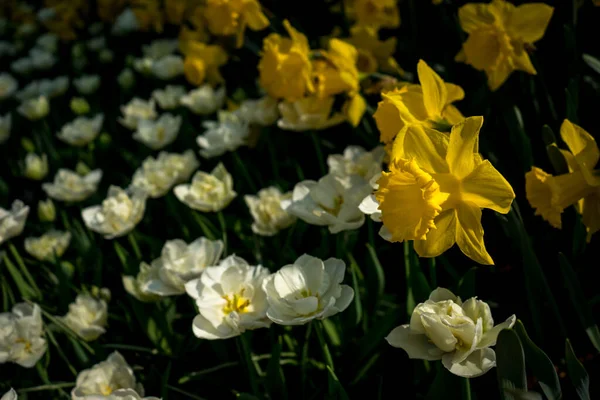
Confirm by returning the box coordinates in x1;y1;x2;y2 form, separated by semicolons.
320;195;344;216
15;337;32;352
222;289;251;314
100;384;113;396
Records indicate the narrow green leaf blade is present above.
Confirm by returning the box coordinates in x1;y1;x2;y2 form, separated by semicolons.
565;339;591;400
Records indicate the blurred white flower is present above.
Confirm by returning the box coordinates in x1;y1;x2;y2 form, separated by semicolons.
328;145;384;182
28;47;55;70
111;8;140;36
74;75;101;95
82;186;147;239
386;288;516;378
236;96;279;126
1;389;17;400
18;96;49;120
23;153;48;181
133;113;181;150
57;114;104;146
62;293;109;342
282;174;371;234
152;55;184;80
130;150;199;198
197;111;249;158
180;85;226;115
117;68;135;90
87;36;106;52
37;198;56;222
71;352;144;399
133;58;153;75
278;97;345;132
142;237;224;296
24;230;71;261
16;77;69;101
152;85;185;110
263;254;354;325
0;200;29;245
0;73;18;100
174;163;237;212
43;169;102;202
0;114;11;144
245;187;296;236
122;262;162;303
36;33;59;53
82;388;160;400
143;39;179;59
11;58;33;75
0;303;47;368
119;98;157;130
185;255;271;339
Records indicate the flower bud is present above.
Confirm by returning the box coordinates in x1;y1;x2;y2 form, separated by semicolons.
23;153;48;180
70;97;90;115
37;198;56;222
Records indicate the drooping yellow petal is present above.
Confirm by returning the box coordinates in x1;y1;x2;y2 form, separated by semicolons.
345;94;366;127
486;57;513;91
457;3;495;33
560;120;600;183
417;60;447;119
445;83;465;104
462;30;500;71
507;3;554;43
392;125;449;174
244;0;270;31
446;116;483;179
462;160;515;214
442;105;465;126
455;202;494;265
414;209;457;258
512;44;537;75
525;167;563;229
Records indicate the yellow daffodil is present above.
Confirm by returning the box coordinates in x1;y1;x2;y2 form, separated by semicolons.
374;60;464;145
346;0;400;28
526;120;600;240
344;25;398;74
376;117;515;265
312;39;360;98
182;42;228;86
204;0;269;47
258;20;313;102
456;0;554;91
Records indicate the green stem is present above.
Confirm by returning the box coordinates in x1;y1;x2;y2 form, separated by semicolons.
237;333;260;395
314;320;334;370
9;242;42;298
310;131;327;176
301;323;313;398
217;211;228;254
3;252;35;299
461;377;472;400
428;258;437;288
128;232;142;260
232;151;258;193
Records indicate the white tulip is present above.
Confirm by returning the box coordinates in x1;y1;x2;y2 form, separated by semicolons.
0;303;47;368
197;111;249;158
328;145;384;182
282;174;371;234
180;85;226;115
79;388;160;400
111;8;140;36
23;153;48;181
16;76;69;101
130;150;199;198
185;255;271;339
122;262;162;302
386;288;516;378
244;187;296;236
57;114;104;147
174;163;237;212
133;113;181;150
29;48;55;70
82;186;147;239
357;172;393;240
143;39;179;59
71;352;144;399
152;85;185;110
11;58;33;75
17;95;49;120
43;169;102;202
1;389;17;400
263;254;354;325
0;200;29;245
0;73;18;100
152;55;184;80
62;293;109;341
119;98;157;130
74;75;101;95
277;97;345;132
24;230;71;261
236;96;279;127
0;113;11;144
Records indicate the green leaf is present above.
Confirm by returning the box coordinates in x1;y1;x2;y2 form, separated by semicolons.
355;306;400;362
425;366;462;400
503;106;533;172
496;329;527;399
327;365;350;400
583;54;600;75
457;267;477;300
265;335;287;400
565;339;591;400
347;253;363;327
404;241;431;316
366;243;385;304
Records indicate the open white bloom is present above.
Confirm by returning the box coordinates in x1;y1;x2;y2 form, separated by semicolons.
24;230;71;261
152;55;184;80
1;389;17;400
357;172;392;240
180;85;226;115
71;352;144;399
0;73;17;100
278;97;345;132
386;288;516;378
282;174;371;234
152;85;185;110
16;76;69;101
74;75;101;95
111;8;140;36
174;163;237;212
185;255;271;339
245;187;296;236
0;200;29;245
82;186;147;239
62;293;109;341
133;113;181;150
122;262;162;303
29;48;55;70
0;113;11;144
80;388;160;400
57;114;104;147
143;39;179;59
197;111;249;158
18;95;49;120
328;145;384;182
236;96;279;126
119;98;157;130
43;169;102;202
263;254;354;325
36;33;59;53
130;150;199;198
23;153;48;181
0;303;47;368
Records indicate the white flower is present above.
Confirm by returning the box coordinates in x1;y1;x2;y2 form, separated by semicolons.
278;97;346;132
328;145;384;182
185;255;271;339
0;303;47;368
0;73;18;100
16;77;69;101
43;169;102;202
282;174;371;234
1;389;17;400
142;237;224;296
180;85;226;115
117;68;135;90
152;85;185;110
11;58;33;75
119;98;157;130
57;114;104;147
357;172;393;240
133;58;153;75
174;163;237;212
130;150;199;198
197;111;249;158
71;352;144;399
0;113;11;144
236;96;279;126
152;55;184;80
29;47;55;70
133;113;181;150
111;8;140;36
62;293;109;341
245;187;296;236
0;200;29;245
386;288;516;378
74;75;101;95
263;254;354;325
81;388;160;400
122;262;162;303
87;36;106;52
143;39;178;59
18;96;49;120
36;33;59;53
82;186;147;239
24;230;71;261
23;153;48;181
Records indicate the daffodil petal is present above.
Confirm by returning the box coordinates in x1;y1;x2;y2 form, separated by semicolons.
455;203;494;265
458;3;495;33
508;4;554;43
446;116;483;179
417;60;447;118
414;209;457;258
462;160;515;214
